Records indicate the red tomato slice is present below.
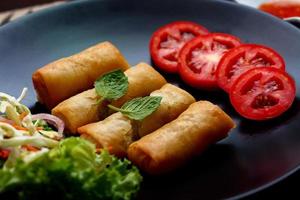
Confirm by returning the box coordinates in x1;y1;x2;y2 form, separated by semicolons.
230;67;295;120
216;44;285;93
178;33;242;90
0;149;10;159
259;0;300;19
149;21;209;73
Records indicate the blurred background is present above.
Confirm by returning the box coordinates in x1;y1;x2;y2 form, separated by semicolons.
0;0;64;12
0;0;300;199
1;0;300;26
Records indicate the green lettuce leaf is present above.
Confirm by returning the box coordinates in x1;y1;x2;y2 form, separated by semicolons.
0;137;142;200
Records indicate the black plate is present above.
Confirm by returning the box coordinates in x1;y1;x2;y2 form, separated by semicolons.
1;0;300;199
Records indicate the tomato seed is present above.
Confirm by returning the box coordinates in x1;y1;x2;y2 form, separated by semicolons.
251;94;279;108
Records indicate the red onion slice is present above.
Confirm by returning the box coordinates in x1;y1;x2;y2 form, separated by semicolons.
31;114;65;136
0;116;15;125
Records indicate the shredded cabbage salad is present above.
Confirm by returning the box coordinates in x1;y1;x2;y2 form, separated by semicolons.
0;88;65;166
0;89;142;200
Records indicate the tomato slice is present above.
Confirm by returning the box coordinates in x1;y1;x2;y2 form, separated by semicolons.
259;0;300;19
0;149;10;159
178;33;242;90
149;21;209;73
216;44;285;93
230;67;295;120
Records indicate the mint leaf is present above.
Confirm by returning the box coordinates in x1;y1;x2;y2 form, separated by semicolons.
94;70;128;101
109;96;162;120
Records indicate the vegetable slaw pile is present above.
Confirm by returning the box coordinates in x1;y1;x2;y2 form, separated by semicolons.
0;137;142;200
0;89;142;200
0;88;64;162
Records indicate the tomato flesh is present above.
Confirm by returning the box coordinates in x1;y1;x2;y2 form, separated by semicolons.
259;0;300;18
229;55;271;77
188;41;228;75
178;33;242;89
159;32;195;62
230;67;295;120
150;21;209;73
0;149;10;159
216;44;285;93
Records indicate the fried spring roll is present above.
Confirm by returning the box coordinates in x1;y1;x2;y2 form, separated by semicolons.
137;84;196;137
32;42;130;109
127;101;235;174
78;84;196;157
52;63;167;134
80;113;134;157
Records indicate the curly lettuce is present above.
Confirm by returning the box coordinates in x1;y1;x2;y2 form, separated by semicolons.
0;137;142;200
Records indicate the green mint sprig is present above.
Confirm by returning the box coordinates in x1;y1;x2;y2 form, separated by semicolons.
108;96;162;121
94;70;128;103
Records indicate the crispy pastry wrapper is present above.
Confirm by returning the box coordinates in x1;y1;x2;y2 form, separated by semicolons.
78;83;196;157
52;62;167;134
32;41;129;109
80;112;134;157
138;84;196;137
127;101;235;175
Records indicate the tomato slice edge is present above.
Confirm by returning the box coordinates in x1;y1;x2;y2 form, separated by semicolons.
216;44;286;93
178;33;242;89
230;67;295;120
149;21;209;73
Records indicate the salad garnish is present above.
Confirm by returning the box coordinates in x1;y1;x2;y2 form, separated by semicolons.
108;96;162;120
0;137;142;200
94;70;162;120
0;88;65;162
94;69;129;103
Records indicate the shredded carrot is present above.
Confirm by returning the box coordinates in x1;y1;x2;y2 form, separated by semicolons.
19;112;27;120
36;127;43;131
0;119;28;130
12;125;28;131
22;145;39;152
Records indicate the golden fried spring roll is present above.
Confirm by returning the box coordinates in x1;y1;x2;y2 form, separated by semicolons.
127;101;235;174
78;84;196;157
80;113;134;157
32;42;130;109
137;84;196;137
52;63;167;134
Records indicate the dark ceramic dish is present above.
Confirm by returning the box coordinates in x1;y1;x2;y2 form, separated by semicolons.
0;0;300;199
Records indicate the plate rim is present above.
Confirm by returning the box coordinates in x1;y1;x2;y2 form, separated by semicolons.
0;0;300;199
